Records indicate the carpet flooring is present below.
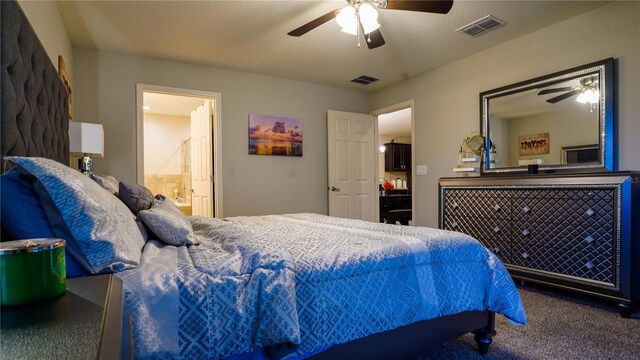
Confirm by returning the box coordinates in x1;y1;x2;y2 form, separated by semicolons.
414;284;640;360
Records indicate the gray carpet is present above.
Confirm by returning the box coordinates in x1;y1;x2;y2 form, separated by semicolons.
414;284;640;359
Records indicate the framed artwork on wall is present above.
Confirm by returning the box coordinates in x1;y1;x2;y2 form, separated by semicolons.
248;114;302;156
518;132;549;156
58;55;73;119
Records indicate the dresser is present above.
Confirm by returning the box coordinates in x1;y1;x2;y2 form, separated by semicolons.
439;173;639;317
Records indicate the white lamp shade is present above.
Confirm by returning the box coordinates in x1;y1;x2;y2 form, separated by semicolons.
69;122;104;156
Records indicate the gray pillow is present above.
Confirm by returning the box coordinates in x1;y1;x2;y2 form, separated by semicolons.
90;173;119;195
6;157;146;273
139;197;200;246
118;181;154;215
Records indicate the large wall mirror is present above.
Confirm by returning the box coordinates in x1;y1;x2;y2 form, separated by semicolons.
480;58;614;174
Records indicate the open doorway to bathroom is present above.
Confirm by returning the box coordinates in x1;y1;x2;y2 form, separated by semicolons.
136;84;223;218
374;104;414;226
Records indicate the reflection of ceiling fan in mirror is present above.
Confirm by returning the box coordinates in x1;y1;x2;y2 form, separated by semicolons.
537;75;599;104
287;0;454;49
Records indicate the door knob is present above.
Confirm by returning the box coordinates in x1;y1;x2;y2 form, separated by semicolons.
330;186;341;192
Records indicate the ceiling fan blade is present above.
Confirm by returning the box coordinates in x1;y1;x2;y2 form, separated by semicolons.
385;0;454;14
288;9;340;37
546;89;581;104
364;28;386;49
537;87;575;95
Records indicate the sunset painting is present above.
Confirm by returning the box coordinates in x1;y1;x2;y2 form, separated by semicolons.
249;114;303;156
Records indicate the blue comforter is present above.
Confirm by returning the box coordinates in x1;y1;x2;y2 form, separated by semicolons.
117;214;526;359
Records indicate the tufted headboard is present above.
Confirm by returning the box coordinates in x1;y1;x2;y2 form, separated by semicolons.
1;0;70;173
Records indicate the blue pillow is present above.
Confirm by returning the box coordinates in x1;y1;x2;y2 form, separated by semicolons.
6;157;146;274
0;169;90;278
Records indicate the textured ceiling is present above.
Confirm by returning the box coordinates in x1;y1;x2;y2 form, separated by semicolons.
58;1;607;93
379;107;411;136
143;92;205;117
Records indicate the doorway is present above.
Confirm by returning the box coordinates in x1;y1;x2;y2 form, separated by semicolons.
136;84;223;218
373;102;414;225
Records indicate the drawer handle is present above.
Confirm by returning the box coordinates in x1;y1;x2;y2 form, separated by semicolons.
522;229;530;236
493;204;501;211
586;208;595;217
522;206;530;213
585;235;595;244
452;202;459;209
521;252;529;259
494;226;501;233
451;222;458;229
585;261;595;270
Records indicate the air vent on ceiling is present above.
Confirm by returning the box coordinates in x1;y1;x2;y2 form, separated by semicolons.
456;15;506;37
351;75;379;85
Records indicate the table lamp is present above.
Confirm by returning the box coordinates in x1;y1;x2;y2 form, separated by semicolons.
68;122;104;175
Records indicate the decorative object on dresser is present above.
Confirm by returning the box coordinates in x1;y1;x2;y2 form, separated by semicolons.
480;58;614;174
439;173;639;317
454;132;485;174
384;140;411;171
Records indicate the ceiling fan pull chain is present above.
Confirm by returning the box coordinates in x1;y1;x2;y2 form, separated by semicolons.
356;11;361;48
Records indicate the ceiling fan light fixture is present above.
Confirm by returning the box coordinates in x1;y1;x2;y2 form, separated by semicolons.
576;88;599;104
336;2;380;36
359;3;380;34
336;6;357;35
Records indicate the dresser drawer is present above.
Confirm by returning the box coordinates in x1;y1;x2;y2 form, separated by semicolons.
443;189;511;219
511;189;615;224
443;215;512;264
511;242;615;284
511;220;613;250
443;215;511;243
511;189;612;200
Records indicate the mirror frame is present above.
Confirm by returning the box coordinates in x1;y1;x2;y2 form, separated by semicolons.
480;58;614;174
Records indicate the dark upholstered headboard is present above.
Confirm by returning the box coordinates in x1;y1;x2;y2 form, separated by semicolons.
1;0;70;173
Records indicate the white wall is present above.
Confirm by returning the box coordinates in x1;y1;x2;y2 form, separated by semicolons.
369;2;640;228
143;114;190;174
18;1;74;81
73;49;369;217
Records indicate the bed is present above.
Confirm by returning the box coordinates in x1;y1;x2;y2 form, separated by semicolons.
0;1;525;359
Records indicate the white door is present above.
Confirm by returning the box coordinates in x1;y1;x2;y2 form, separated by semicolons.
327;110;376;222
190;100;213;217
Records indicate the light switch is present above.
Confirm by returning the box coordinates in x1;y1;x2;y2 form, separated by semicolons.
416;165;428;175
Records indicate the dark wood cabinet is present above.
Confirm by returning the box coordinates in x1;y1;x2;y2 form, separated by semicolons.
379;194;412;223
439;173;639;317
384;142;411;172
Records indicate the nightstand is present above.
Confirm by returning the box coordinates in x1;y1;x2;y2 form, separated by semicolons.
1;274;125;359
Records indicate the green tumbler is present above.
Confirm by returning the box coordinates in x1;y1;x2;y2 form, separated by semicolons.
0;239;66;306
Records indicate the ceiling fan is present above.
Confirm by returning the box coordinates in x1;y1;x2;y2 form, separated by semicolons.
537;76;599;104
287;0;454;49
